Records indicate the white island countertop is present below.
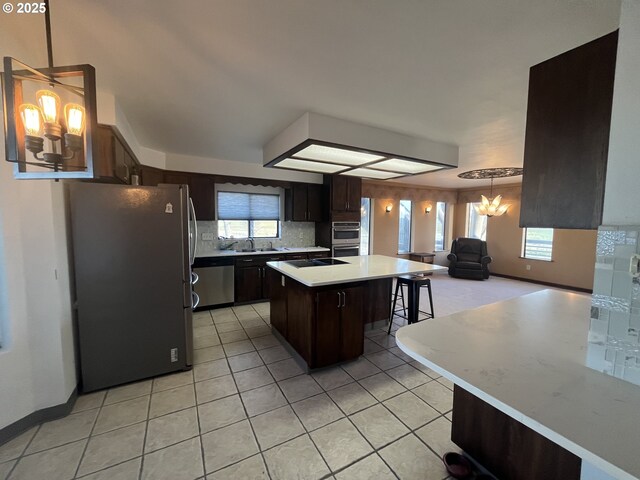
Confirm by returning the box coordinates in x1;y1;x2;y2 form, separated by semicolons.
267;254;446;287
396;290;640;480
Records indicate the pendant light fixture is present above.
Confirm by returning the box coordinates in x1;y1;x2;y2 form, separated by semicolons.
1;0;98;179
458;168;524;217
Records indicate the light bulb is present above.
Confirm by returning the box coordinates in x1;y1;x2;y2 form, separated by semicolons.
64;103;86;136
19;103;42;136
36;89;61;124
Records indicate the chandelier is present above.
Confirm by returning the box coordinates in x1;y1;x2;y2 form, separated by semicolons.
1;0;97;179
458;167;524;217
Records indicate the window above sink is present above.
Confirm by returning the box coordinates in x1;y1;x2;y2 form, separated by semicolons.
215;183;284;239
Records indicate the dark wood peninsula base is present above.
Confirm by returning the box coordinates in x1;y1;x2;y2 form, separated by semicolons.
268;268;391;369
452;385;581;480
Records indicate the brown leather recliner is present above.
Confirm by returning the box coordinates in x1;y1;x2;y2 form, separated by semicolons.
447;237;492;280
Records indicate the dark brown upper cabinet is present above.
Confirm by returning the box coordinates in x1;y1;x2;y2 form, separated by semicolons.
188;175;216;221
519;30;618;230
326;175;361;221
94;124;140;184
139;166;165;186
285;183;325;222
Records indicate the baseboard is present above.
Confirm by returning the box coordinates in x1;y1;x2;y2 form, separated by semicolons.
0;387;78;447
491;273;592;294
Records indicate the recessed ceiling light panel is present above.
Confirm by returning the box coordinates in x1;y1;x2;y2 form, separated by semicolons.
341;168;403;180
263;113;458;179
373;158;444;174
276;158;347;174
294;144;384;166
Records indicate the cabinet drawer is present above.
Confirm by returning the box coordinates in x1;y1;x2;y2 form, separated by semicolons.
235;255;284;266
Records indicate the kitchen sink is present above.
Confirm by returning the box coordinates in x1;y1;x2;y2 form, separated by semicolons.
240;248;278;252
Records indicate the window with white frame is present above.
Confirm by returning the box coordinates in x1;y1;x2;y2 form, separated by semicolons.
467;203;487;241
360;198;371;255
398;200;412;254
217;189;281;238
522;228;554;261
435;202;447;251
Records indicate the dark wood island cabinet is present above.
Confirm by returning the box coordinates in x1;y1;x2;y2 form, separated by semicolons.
267;255;445;370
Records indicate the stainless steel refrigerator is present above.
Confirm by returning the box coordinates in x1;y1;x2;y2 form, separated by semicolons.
70;182;198;392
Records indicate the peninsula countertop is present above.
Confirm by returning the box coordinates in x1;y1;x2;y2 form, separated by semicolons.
266;254;446;287
396;290;640;480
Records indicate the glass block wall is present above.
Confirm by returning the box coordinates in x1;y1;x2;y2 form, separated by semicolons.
587;226;640;385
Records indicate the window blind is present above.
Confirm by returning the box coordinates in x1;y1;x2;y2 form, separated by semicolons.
217;192;280;220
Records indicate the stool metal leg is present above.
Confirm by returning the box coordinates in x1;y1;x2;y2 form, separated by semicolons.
388;280;401;334
426;280;435;319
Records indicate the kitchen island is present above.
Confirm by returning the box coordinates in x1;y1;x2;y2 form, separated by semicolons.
267;255;445;369
396;290;640;480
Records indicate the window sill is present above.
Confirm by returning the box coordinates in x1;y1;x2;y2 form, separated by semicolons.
519;256;554;262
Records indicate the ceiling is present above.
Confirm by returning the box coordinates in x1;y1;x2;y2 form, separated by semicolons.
0;1;620;188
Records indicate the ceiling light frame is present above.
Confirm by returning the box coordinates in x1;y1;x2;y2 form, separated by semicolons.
263;113;458;180
266;138;453;179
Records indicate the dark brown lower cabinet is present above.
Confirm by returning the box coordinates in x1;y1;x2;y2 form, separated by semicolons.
452;385;581;480
234;266;262;303
270;273;365;369
268;268;287;338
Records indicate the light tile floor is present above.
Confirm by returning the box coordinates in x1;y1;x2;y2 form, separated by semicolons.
0;276;556;479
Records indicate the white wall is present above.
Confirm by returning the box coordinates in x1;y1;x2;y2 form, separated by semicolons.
602;0;640;224
97;91;166;169
0;133;77;430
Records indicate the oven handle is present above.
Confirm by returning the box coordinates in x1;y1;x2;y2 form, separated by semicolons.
332;228;361;232
333;245;359;251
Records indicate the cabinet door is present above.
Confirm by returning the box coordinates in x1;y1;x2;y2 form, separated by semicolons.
140;166;165;186
340;286;364;361
346;177;362;213
519;31;617;229
291;184;309;221
268;269;287;337
306;183;324;221
261;256;284;299
113;137;129;184
235;266;263;303
163;172;190;185
189;175;216;221
331;175;348;212
314;289;342;367
94;126;114;178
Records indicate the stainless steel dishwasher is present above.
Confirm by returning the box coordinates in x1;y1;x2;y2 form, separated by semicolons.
192;257;235;309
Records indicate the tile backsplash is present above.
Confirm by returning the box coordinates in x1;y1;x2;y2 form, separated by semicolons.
196;221;317;256
587;225;640;385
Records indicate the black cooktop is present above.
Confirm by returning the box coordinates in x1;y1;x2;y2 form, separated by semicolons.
285;258;350;268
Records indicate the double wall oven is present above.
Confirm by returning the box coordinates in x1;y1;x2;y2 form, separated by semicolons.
331;221;361;256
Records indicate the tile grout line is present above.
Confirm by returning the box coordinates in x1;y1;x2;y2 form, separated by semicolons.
72;386;108;479
4;423;42;479
194;309;213;479
210;306;274;480
136;369;155;480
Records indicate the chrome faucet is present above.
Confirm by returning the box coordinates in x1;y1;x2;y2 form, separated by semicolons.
246;237;255;250
268;240;273;250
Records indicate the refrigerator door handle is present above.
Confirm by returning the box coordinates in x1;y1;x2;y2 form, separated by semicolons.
192;291;200;309
188;197;198;265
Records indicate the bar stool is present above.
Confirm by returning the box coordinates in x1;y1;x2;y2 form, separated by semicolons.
388;274;434;334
